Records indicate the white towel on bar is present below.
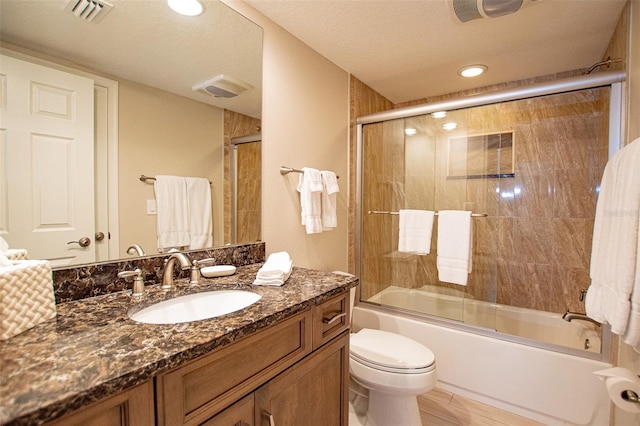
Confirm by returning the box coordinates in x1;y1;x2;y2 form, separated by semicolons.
297;167;323;234
437;210;473;286
321;170;340;230
586;137;640;351
154;175;190;251
398;209;435;255
186;177;213;250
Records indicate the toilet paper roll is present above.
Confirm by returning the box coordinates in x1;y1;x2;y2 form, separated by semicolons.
594;367;640;413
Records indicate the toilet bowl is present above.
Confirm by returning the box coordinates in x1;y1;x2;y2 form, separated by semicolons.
349;328;437;426
330;274;437;426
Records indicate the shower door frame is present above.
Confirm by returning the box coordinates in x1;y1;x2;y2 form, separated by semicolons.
355;71;626;362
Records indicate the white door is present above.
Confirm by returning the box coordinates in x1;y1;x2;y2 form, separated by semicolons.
0;54;95;266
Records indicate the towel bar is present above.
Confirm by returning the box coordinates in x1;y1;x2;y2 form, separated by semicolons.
280;166;339;179
367;210;488;217
139;174;212;185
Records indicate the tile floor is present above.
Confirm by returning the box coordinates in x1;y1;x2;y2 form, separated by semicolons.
418;388;546;426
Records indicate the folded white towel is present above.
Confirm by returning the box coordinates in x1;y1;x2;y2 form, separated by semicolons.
297;168;323;234
253;251;293;286
154;175;190;251
398;209;435;255
186;177;213;250
321;170;340;230
437;210;473;285
586;137;640;351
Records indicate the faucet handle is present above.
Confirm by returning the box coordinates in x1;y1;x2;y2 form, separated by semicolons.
193;258;216;268
118;268;145;297
189;258;216;285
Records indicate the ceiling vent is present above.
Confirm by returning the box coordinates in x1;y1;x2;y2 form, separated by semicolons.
65;0;113;23
452;0;524;23
192;75;253;98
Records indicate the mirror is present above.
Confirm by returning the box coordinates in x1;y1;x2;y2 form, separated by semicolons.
0;0;262;267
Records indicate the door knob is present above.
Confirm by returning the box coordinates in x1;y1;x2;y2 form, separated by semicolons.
95;232;105;241
67;237;91;247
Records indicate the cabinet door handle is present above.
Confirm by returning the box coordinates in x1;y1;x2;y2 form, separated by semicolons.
262;411;275;426
323;312;347;325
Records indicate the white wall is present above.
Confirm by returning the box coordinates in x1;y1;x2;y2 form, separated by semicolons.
223;1;350;273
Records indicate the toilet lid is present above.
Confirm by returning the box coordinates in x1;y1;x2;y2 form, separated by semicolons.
350;329;435;371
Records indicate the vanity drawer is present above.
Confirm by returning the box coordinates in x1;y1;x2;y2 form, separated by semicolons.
156;310;312;426
312;291;350;350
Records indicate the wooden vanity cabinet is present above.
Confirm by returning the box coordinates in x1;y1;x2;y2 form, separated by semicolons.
254;331;349;426
157;291;351;426
45;381;154;426
43;291;351;426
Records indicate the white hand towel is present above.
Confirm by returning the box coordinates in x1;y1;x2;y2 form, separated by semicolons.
585;137;640;351
297;167;323;234
186;177;213;250
253;251;293;286
154;175;190;251
437;210;473;285
321;171;340;230
398;209;435;255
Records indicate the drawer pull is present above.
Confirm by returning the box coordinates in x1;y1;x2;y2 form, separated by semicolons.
263;411;276;426
323;312;347;325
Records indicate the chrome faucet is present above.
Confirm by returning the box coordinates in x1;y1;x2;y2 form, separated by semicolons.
562;310;601;326
161;253;192;290
126;244;145;256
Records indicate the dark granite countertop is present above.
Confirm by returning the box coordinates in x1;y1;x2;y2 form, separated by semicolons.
0;265;358;425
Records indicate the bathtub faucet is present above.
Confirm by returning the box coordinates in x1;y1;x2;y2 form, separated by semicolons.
562;310;601;326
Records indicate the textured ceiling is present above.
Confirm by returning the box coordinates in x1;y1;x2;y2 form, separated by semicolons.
0;0;628;115
0;0;263;118
246;0;627;103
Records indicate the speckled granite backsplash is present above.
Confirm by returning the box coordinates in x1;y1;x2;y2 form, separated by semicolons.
52;242;265;303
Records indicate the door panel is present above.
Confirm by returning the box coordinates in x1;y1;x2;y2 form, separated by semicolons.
0;54;95;266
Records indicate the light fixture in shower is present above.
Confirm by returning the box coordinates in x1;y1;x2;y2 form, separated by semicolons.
405;127;417;136
168;0;203;16
443;122;458;131
458;64;487;78
452;0;525;23
431;111;447;119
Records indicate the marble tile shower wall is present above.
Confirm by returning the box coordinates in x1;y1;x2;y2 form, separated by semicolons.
361;88;609;315
52;242;265;303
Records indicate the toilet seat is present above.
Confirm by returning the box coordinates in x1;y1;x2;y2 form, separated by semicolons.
350;328;435;374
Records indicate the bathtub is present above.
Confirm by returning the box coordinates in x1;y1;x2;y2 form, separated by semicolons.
368;285;602;353
356;286;613;425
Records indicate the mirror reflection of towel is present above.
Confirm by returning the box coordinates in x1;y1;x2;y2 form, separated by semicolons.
154;175;190;251
186;177;213;250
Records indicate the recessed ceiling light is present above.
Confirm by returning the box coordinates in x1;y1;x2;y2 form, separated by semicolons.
405;127;417;136
443;122;458;131
168;0;203;16
458;64;488;78
431;111;447;119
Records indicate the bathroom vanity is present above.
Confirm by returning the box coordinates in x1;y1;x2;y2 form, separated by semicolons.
0;264;357;425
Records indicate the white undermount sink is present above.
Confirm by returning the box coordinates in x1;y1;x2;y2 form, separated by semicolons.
129;290;261;324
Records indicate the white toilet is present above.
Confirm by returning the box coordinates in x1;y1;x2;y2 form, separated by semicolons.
349;328;437;426
332;275;437;426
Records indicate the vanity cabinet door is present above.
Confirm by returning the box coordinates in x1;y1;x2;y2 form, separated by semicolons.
156;311;312;426
201;394;254;426
254;331;349;426
45;381;154;426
